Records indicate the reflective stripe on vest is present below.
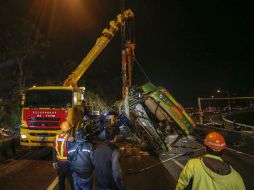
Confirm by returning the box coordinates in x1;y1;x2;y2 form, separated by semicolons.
54;134;69;160
206;141;226;147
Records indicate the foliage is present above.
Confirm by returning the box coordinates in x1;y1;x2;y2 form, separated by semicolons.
0;100;8;127
0;17;50;129
113;99;124;112
84;90;108;113
0;18;50;62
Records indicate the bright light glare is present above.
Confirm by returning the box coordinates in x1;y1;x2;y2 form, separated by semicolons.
21;134;27;139
28;0;92;37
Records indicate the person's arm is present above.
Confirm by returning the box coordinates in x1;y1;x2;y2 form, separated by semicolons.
89;144;95;168
112;150;124;190
175;159;195;190
67;142;75;162
238;178;246;190
235;172;246;190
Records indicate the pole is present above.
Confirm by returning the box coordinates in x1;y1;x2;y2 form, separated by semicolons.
198;97;203;125
226;91;231;111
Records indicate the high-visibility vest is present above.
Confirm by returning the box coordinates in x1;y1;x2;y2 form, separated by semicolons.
54;133;69;160
176;154;246;190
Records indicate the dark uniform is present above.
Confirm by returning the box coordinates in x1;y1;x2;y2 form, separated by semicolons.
68;132;94;190
94;141;124;190
53;133;74;190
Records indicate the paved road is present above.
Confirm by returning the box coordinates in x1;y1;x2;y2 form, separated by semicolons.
0;137;253;190
0;147;55;190
0;143;174;190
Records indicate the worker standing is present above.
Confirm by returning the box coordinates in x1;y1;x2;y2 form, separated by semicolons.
53;121;74;190
175;131;246;190
68;129;94;190
81;115;93;142
94;127;124;190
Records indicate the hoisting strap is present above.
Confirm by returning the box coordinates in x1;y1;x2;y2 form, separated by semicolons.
134;57;151;82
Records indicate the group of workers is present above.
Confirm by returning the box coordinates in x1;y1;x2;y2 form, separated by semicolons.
53;118;246;190
53;120;124;190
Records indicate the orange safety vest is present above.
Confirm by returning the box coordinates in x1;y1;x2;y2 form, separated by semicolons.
54;133;69;161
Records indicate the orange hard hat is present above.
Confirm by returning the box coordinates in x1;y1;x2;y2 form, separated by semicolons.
60;121;72;132
204;132;226;151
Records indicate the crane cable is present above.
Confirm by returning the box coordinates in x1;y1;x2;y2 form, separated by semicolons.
120;0;150;83
133;57;151;82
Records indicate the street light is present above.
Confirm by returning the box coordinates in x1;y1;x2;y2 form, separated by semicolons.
217;89;231;111
208;96;214;107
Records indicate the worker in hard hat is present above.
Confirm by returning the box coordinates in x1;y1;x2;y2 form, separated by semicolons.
83;115;90;123
53;121;74;190
81;115;94;142
175;131;245;190
68;129;94;190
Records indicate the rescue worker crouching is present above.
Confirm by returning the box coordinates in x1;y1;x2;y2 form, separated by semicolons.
53;121;74;190
175;131;246;190
68;128;94;190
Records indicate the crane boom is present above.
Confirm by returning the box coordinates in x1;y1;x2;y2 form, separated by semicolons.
63;9;134;87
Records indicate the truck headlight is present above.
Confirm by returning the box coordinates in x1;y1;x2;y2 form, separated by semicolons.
21;134;27;139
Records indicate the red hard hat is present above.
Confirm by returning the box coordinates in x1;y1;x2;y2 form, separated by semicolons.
204;132;226;151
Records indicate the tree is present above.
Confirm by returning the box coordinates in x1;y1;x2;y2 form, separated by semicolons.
0;17;50;129
1;18;49;94
84;90;108;113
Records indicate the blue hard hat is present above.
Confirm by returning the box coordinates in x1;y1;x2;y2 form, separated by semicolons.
105;115;112;120
83;115;90;121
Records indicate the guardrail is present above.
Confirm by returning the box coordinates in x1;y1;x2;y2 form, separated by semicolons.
222;110;254;130
194;125;254;149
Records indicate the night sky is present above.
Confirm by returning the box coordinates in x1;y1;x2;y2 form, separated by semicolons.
0;0;254;106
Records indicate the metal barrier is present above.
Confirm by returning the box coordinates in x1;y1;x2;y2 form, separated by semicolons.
222;110;254;130
194;126;254;148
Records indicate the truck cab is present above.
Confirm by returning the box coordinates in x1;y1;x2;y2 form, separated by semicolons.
20;86;85;146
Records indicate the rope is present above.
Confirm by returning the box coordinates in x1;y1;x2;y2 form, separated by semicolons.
134;57;151;82
127;148;204;175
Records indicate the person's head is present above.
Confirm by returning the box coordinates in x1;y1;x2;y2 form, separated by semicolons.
74;128;85;141
105;126;120;142
60;121;73;134
83;115;90;123
204;131;226;156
